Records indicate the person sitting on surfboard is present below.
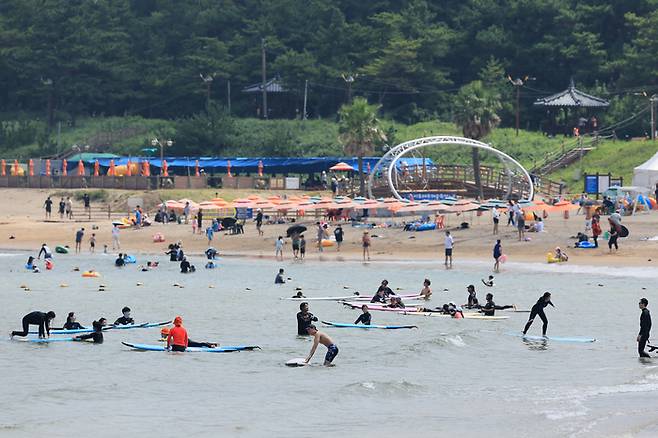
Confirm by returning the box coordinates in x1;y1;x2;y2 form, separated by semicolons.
420;279;432;299
74;318;107;344
479;293;515;316
61;312;85;330
523;292;554;336
167;316;188;352
354;305;372;325
376;280;395;298
386;297;405;309
11;310;56;339
464;285;480;308
304;325;338;366
114;307;134;326
297;302;318;335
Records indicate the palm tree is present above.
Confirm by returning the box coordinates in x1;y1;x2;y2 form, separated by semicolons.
453;80;502;199
338;97;386;196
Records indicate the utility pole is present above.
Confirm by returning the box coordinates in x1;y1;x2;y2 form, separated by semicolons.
342;73;358;104
302;79;308;120
227;80;231;114
508;76;535;136
200;74;214;111
651;95;657;140
261;38;268;119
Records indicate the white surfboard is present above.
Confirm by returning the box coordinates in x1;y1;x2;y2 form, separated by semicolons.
286;357;308;367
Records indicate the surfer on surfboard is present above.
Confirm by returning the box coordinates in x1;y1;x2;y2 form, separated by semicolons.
304;325;338;366
479;293;515;316
73;318;107;343
354;305;372;325
10;311;56;339
523;292;554;336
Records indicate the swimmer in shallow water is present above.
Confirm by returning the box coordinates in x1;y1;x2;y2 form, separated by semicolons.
482;276;495;287
354;305;372;325
419;279;432;299
114;307;134;326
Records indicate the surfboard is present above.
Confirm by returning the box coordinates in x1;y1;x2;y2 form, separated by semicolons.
282;294;423;301
507;332;596;343
13;337;93;343
341;302;422;312
122;342;259;353
285;357;308;367
321;321;417;329
401;312;509;320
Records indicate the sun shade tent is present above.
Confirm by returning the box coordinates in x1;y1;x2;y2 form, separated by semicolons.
632;151;658;190
330;162;355;171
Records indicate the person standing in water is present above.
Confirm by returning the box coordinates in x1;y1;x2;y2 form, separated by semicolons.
304;325;338;366
296;302;318;335
523;292;554;336
493;239;502;273
11;311;56;339
114;307;134;325
638;298;651;358
479;293;515;316
444;231;454;268
354;305;372;325
420;279;432;299
75;227;85;253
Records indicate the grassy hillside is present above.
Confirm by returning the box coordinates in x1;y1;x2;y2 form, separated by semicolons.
547;139;658;192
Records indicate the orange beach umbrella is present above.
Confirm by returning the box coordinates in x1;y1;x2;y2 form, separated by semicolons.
126;159;132;176
45;159;51;176
62;159;68;176
108;160;115;176
1;159;5;176
77;160;85;176
162;160;169;177
94;160;100;176
330;162;354;171
28;159;34;176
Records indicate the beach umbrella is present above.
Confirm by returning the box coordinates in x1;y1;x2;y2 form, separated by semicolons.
28;159;34;176
77;160;85;176
45;159;51;176
162;160;169;177
126;159;132;176
548;201;579;212
227;160;232;177
1;159;5;176
329;162;354;171
352;199;381;210
446;201;480;213
62;159;68;176
198;201;220;210
247;194;261;201
232;198;253;208
93;160;100;176
108;160;115;176
163;200;185;209
195;160;200;177
287;225;307;237
258;160;264;176
275;200;297;211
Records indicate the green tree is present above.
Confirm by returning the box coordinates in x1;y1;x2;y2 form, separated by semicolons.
453;81;502;199
338;97;386;196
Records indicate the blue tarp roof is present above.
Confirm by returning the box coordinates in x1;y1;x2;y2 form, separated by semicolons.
84;156;433;174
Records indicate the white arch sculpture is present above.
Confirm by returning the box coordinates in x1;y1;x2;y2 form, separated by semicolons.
367;136;534;201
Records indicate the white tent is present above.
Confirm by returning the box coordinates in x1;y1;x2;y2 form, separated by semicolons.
632;151;658;189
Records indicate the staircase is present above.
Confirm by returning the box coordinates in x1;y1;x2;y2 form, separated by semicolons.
533;147;594;175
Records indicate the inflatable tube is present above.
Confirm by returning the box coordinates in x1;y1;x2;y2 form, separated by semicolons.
547;253;565;264
55;245;68;254
45;260;53;270
499;254;508;263
124;255;136;264
152;233;165;243
321;239;335;247
577;241;596;249
82;271;100;278
415;223;436;232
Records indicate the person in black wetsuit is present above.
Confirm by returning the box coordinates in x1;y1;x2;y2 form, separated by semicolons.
354;305;372;325
74;318;107;344
523;292;554;336
205;247;218;260
180;257;194;273
370;289;386;303
638;297;651;358
114;307;134;326
376;280;395;298
275;268;286;284
11;311;56;338
465;285;479;308
296;302;318;335
165;244;178;262
115;253;125;267
479;293;515;316
38;243;52;260
56;312;85;330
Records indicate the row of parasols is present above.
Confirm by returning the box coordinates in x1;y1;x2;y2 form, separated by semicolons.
160;195;579;215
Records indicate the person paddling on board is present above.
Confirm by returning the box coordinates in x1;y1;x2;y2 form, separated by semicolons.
114;307;134;326
523;292;554;336
304;325;338;366
464;285;480;309
479;293;515;316
638;298;651;358
297;302;318;335
354;305;372;325
11;311;56;339
74;318;107;343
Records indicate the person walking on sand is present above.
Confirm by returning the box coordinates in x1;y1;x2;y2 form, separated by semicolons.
183;201;190;224
592;216;602;248
507;200;515;227
89;233;96;254
275;236;284;260
206;226;214;245
256;209;264;236
517;210;526;241
300;235;306;260
111;224;121;250
44;196;53;220
638;298;651;358
66;196;73;219
493;239;502;272
75;228;85;254
444;231;454;268
608;224;619;253
316;222;324;253
58;198;66;219
197;210;203;234
304;325;338;366
334;225;344;251
492;206;500;235
362;231;371;261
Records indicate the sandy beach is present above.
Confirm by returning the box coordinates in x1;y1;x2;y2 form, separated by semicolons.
1;188;656;267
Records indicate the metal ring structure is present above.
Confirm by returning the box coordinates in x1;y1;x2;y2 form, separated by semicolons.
367;136;534;201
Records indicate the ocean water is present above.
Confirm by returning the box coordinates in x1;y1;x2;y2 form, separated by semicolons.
1;252;657;437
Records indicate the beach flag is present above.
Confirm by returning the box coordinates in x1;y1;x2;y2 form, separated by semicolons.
77;160;84;176
62;159;68;176
13;159;19;176
143;160;151;176
227;160;232;177
126;159;132;176
28;159;34;176
94;160;100;176
108;160;115;176
0;159;5;176
45;159;51;176
195;160;200;177
258;160;264;177
162;160;169;177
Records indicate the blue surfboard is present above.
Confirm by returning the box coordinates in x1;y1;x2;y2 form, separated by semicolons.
507;332;596;343
122;342;259;353
322;321;417;329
